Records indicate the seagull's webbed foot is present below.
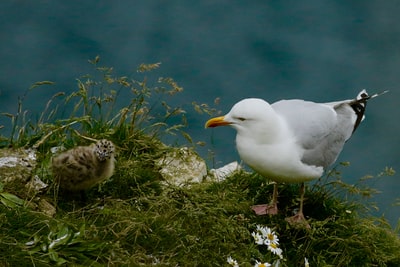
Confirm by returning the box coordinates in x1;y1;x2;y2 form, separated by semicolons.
251;183;279;216
285;211;310;229
251;203;278;215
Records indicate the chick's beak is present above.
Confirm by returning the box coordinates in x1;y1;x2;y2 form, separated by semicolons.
205;116;231;128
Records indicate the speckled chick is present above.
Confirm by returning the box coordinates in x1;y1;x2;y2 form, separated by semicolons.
52;139;115;191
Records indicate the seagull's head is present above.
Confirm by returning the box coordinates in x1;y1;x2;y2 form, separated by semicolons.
205;98;275;134
94;139;115;161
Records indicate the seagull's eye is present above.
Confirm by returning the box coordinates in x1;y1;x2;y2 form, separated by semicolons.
237;117;246;121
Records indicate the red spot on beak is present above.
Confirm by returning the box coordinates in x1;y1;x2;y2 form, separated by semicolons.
205;116;231;128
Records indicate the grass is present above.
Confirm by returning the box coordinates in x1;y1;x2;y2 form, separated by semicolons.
0;58;399;266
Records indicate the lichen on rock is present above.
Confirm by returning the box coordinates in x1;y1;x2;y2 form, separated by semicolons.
156;147;207;186
0;148;38;185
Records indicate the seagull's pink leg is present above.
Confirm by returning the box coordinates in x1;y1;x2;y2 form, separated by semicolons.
252;183;279;215
286;183;310;228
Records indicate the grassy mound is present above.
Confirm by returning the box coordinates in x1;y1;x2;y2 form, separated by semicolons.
0;59;399;266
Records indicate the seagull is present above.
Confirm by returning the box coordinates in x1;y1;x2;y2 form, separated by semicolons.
52;139;116;192
205;90;387;226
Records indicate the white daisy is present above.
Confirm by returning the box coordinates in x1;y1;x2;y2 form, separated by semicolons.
267;242;283;259
262;227;279;246
254;260;271;267
256;225;269;237
252;231;264;245
256;225;267;233
227;256;239;267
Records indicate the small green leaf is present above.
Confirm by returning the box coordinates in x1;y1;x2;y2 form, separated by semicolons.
0;192;24;208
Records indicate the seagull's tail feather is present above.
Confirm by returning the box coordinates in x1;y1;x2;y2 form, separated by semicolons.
356;89;389;101
351;89;389;133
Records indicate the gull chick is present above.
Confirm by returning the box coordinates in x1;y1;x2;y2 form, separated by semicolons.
52;139;115;192
205;90;387;227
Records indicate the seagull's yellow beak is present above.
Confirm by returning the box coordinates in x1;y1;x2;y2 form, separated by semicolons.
205;116;231;128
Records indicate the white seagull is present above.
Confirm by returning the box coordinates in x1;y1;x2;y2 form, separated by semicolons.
205;90;387;226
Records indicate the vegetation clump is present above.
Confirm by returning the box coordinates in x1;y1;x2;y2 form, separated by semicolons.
0;58;399;266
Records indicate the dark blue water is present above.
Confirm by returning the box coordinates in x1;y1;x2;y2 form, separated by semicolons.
0;1;399;226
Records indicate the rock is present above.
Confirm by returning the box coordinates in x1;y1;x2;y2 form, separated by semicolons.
208;161;242;181
0;148;54;217
0;148;37;185
26;175;49;193
156;147;207;186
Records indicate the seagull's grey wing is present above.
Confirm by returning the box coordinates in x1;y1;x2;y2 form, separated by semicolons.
272;99;354;168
